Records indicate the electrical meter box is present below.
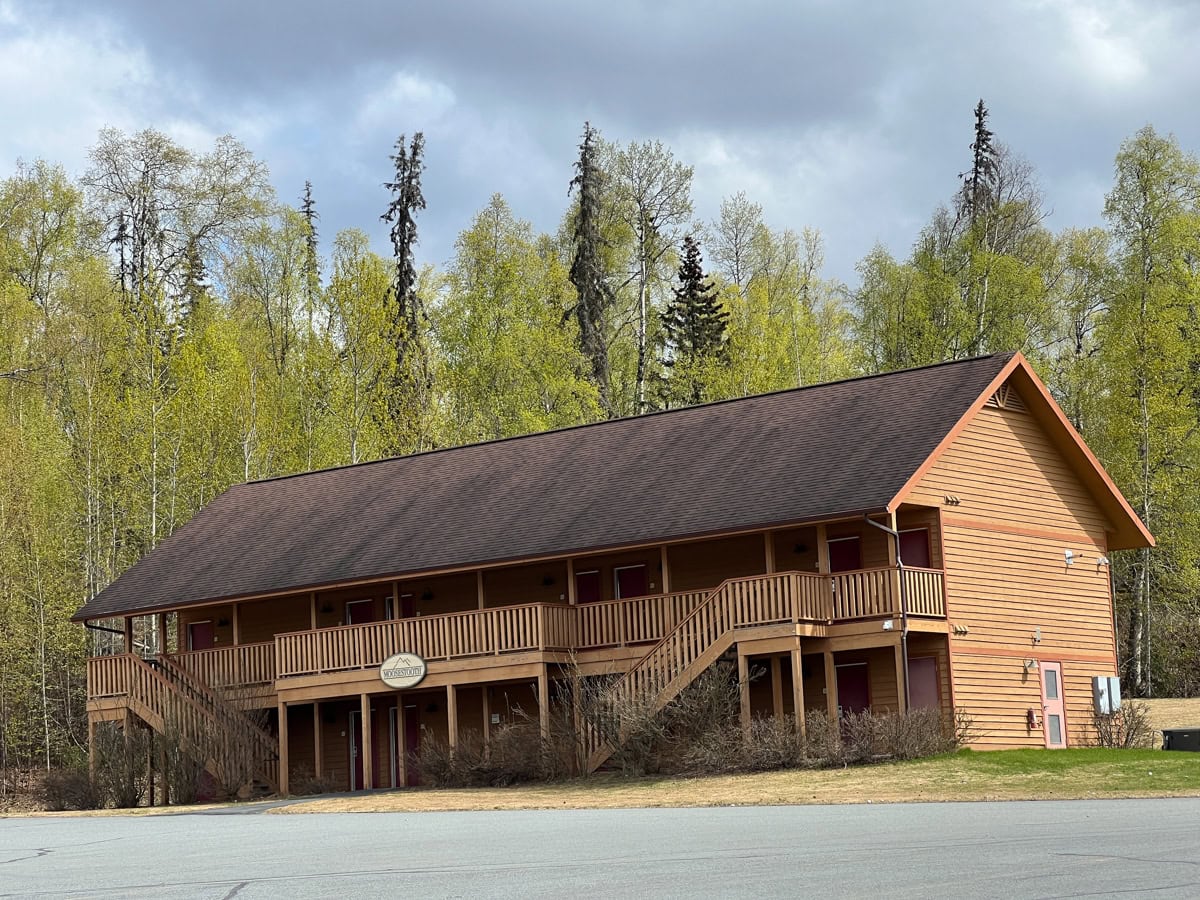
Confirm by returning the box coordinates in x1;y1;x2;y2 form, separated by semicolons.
1092;676;1122;714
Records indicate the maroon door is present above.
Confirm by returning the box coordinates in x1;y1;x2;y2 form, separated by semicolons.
399;593;416;618
188;621;215;651
346;599;377;625
614;565;648;599
404;704;421;786
576;570;601;603
828;537;862;573
899;529;932;569
835;663;870;717
908;656;940;710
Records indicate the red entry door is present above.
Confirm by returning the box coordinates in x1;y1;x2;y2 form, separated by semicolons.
828;537;862;572
1040;661;1067;748
400;594;416;618
346;599;377;625
908;656;940;710
188;621;215;651
403;704;421;787
614;565;648;599
575;570;602;603
835;663;870;717
900;529;932;569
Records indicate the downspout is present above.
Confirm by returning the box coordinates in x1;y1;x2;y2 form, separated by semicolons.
83;620;125;636
864;514;911;711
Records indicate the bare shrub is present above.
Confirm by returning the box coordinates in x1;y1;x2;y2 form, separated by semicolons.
1092;701;1155;749
92;722;151;808
800;711;847;768
290;765;341;797
40;768;101;811
414;720;573;788
155;724;204;805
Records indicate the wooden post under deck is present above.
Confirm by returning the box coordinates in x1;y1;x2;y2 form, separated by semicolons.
87;718;96;778
738;647;751;734
537;671;550;740
313;701;323;778
360;693;373;790
277;701;290;795
894;639;908;714
447;684;458;751
770;655;784;717
397;702;408;788
790;647;806;738
824;651;838;723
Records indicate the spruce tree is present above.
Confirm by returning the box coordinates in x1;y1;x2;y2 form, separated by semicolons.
960;99;1000;226
568;122;613;414
659;234;728;406
299;180;320;323
381;132;427;367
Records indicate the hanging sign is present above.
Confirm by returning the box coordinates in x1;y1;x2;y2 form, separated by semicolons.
380;652;427;689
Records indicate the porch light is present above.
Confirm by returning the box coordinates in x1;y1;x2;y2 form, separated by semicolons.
1024;658;1039;672
1064;549;1076;565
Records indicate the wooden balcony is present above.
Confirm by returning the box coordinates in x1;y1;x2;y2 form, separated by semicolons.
272;566;945;681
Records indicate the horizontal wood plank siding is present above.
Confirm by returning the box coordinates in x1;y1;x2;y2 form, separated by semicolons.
914;401;1117;748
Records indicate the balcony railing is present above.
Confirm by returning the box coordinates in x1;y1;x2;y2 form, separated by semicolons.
170;641;276;690
272;566;945;680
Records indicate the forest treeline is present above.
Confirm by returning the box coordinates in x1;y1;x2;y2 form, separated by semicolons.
2;104;1199;781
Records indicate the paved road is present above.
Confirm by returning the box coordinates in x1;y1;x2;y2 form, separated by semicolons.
2;799;1199;899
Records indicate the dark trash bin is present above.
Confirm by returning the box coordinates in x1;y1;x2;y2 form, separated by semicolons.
1162;728;1200;751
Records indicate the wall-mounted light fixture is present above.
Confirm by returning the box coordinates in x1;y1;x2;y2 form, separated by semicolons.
542;575;556;586
216;617;230;627
1096;556;1111;568
421;591;434;602
320;604;333;614
1024;658;1040;672
1064;549;1086;566
1032;627;1042;645
794;543;808;554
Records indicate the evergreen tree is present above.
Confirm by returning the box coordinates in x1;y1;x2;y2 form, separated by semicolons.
658;235;727;406
568;122;614;414
381;132;427;366
299;180;320;323
960;99;1000;226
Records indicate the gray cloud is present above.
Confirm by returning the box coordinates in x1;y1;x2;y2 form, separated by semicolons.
5;0;1200;282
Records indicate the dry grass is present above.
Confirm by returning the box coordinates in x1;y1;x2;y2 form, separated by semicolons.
271;748;1200;815
1143;698;1200;743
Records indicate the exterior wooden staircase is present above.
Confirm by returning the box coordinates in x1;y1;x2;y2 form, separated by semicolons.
584;571;828;772
98;653;279;792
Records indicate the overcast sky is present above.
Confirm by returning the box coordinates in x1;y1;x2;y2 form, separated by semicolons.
3;0;1198;284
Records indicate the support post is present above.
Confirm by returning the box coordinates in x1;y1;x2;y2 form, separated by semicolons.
123;617;133;655
660;546;671;593
313;701;323;778
231;603;240;646
738;647;751;735
278;701;290;795
309;592;317;630
815;524;830;574
791;647;806;738
391;582;400;619
397;702;408;788
566;559;577;605
447;684;458;751
764;531;775;574
894;639;908;714
157;613;168;656
87;717;96;779
537;671;550;740
824;650;838;723
770;655;784;718
477;571;485;609
360;693;373;790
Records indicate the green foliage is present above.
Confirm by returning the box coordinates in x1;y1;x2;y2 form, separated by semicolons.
658;234;728;407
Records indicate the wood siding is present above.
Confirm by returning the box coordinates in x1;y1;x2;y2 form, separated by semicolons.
910;396;1117;747
668;534;766;591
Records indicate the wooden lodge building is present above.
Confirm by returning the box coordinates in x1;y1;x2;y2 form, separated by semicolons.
75;352;1153;794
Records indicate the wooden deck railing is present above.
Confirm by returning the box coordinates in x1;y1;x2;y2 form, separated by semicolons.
575;590;710;648
171;642;276;690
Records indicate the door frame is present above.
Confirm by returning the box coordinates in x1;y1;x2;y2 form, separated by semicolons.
575;569;601;603
827;535;863;572
1039;660;1068;749
907;655;941;710
899;527;932;569
345;598;375;625
613;564;648;599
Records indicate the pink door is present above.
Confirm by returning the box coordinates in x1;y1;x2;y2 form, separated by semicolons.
346;599;377;625
576;570;602;603
1040;661;1067;748
828;537;862;572
908;656;940;710
614;565;648;599
835;663;870;717
899;529;932;569
188;621;215;651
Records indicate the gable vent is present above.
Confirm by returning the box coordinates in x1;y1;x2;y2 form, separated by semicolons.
985;384;1026;412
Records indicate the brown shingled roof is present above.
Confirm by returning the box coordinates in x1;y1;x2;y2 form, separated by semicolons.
74;353;1017;621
